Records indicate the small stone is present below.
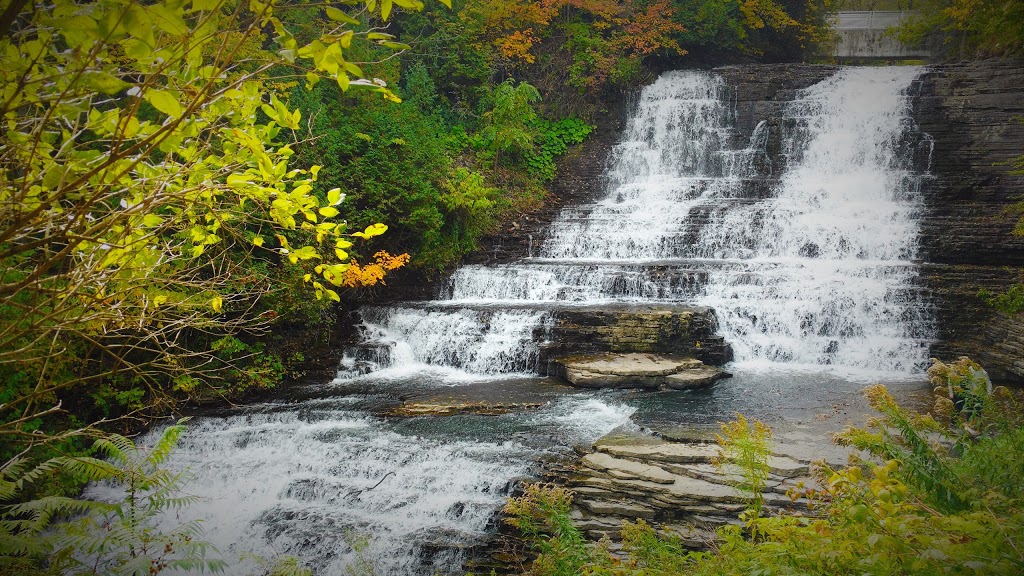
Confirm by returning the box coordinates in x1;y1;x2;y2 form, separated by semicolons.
664;367;730;389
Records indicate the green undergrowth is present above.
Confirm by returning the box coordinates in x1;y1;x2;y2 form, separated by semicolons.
502;357;1024;576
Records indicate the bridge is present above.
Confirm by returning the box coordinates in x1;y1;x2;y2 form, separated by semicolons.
832;11;931;59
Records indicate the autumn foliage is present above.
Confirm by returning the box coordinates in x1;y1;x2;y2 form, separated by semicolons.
341;251;412;288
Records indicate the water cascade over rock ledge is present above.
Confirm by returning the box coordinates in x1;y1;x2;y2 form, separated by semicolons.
135;61;1024;575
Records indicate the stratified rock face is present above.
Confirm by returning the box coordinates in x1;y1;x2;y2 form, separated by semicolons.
913;60;1024;382
549;352;729;389
543;434;817;548
541;304;733;368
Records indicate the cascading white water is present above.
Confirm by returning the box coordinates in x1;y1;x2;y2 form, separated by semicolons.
541;72;744;260
123;396;635;575
343;307;550;377
693;67;932;375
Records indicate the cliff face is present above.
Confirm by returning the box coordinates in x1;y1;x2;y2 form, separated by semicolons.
913;60;1024;381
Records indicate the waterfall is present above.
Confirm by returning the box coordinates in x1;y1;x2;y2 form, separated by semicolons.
349;67;932;379
140;67;934;575
694;67;933;375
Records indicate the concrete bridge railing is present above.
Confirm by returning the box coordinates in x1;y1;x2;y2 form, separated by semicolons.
832;11;931;59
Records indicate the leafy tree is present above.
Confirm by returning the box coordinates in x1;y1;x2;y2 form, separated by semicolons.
0;0;453;487
897;0;1024;58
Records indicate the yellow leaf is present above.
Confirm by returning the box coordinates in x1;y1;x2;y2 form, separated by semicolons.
252;236;264;247
351;223;388;239
325;6;360;25
145;89;183;117
211;296;223;313
319;206;340;218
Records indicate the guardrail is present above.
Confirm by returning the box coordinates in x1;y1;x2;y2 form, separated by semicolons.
831;11;930;59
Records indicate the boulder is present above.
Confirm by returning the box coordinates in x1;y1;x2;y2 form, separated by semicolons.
549;352;730;389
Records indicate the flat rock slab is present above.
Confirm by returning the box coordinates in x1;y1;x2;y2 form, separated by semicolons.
665;366;731;389
578;498;657;519
595;439;720;464
551;352;728;389
582;452;677;484
387;401;542;417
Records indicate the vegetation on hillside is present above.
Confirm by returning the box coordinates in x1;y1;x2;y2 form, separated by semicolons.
896;0;1024;58
505;357;1024;575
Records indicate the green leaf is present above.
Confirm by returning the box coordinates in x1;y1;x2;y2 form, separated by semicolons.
291;246;320;261
122;38;153;61
80;72;131;95
145;89;183;117
191;0;221;11
150;4;190;36
351;223;387;239
344;61;364;78
325;6;360;25
336;72;350;92
379;41;411;51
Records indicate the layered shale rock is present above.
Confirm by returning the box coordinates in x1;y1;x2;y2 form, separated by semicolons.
543;434;818;548
540;304;733;368
913;60;1024;382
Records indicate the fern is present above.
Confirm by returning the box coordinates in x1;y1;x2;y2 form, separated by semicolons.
0;420;226;575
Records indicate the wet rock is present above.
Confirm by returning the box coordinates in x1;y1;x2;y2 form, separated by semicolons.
665;366;732;389
911;60;1024;382
541;304;733;367
387;401;543;417
550;352;728;390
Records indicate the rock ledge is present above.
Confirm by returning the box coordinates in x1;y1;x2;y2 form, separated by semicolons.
550;353;730;389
